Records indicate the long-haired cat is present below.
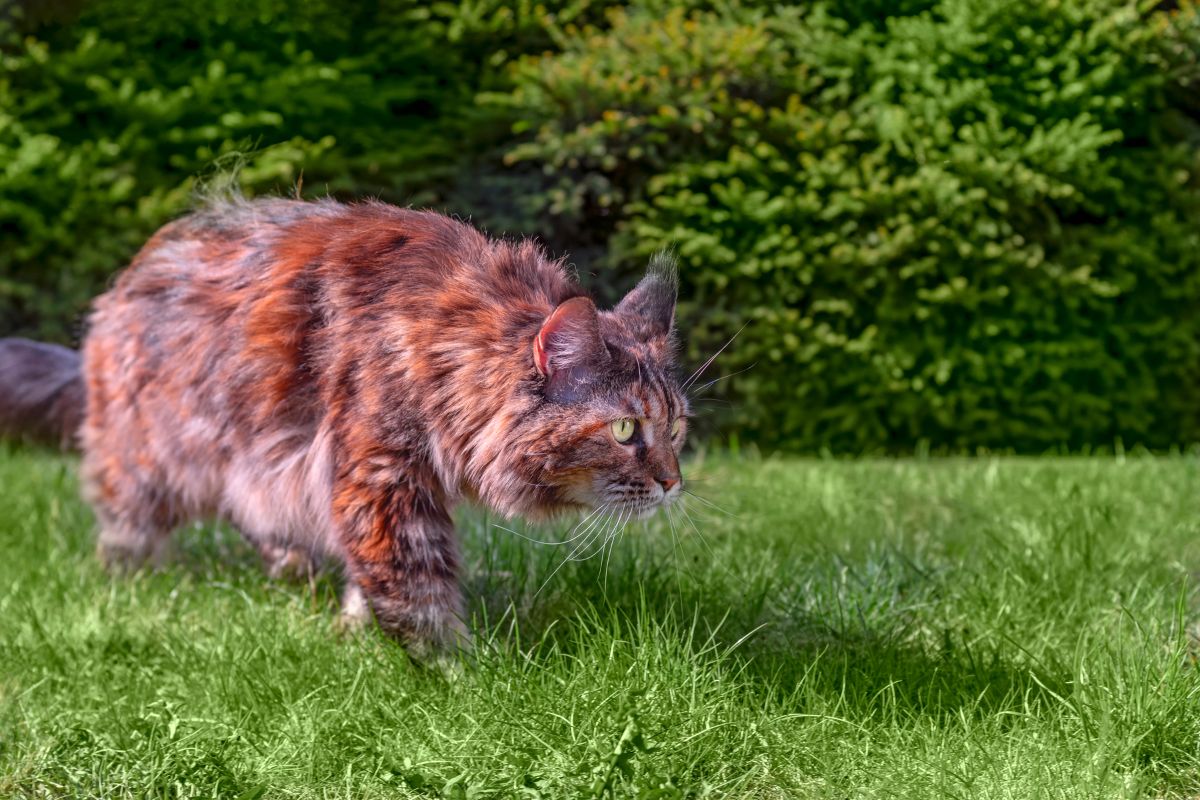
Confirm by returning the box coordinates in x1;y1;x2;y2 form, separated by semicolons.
2;197;687;657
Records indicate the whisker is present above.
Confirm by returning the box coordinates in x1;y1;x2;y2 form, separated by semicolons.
601;508;625;592
609;508;636;583
681;489;737;518
678;501;717;560
491;504;605;546
572;526;607;563
665;504;685;592
687;398;736;409
679;498;727;527
682;321;749;391
533;504;611;597
593;507;626;567
569;504;617;563
556;504;608;544
688;362;757;398
662;506;700;587
568;508;613;562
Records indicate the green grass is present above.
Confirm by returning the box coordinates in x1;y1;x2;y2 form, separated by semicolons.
1;448;1198;798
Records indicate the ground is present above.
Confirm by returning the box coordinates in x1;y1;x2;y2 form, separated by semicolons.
0;448;1198;798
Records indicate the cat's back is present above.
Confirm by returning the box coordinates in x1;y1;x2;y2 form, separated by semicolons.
99;197;464;303
83;198;565;423
89;197;496;345
85;198;483;408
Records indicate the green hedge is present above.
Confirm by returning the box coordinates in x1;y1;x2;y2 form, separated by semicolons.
495;2;1200;451
0;0;600;341
2;0;1199;452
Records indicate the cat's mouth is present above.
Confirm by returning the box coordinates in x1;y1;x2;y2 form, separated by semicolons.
631;502;666;520
571;479;682;519
602;491;678;520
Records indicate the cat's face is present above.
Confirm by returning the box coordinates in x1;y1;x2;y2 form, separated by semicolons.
565;372;688;518
530;255;688;518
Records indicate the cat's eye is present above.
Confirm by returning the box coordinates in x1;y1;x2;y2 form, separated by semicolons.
671;418;683;438
611;418;636;443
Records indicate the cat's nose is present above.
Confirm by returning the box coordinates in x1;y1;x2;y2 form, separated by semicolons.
658;476;680;492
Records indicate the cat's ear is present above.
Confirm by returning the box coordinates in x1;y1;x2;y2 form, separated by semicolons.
615;251;677;338
533;296;609;379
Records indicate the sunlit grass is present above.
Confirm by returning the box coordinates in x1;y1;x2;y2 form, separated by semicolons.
1;447;1198;798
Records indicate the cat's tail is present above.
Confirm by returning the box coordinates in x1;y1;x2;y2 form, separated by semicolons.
0;337;85;451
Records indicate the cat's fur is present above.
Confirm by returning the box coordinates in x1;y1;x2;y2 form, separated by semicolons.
14;197;687;655
0;338;84;450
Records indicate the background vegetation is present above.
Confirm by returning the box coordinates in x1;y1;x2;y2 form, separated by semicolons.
2;5;1198;796
2;0;1199;452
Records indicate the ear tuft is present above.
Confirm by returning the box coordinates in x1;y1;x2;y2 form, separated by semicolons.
615;251;677;338
533;296;608;377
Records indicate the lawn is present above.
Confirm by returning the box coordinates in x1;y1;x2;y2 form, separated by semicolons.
0;448;1198;798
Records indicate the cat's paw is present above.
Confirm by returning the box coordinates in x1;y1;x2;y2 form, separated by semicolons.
259;543;317;583
422;650;469;683
407;619;473;679
344;590;473;668
337;582;374;633
96;527;172;573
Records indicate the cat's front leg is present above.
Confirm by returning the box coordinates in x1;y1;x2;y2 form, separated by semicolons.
331;470;469;660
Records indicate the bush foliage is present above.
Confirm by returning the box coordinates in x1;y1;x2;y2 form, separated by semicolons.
0;0;593;340
2;0;1198;451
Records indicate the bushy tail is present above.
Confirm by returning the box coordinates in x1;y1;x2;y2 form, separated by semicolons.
0;338;85;451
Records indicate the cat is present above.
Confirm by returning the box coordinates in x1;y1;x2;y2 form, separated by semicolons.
0;338;84;451
2;197;687;658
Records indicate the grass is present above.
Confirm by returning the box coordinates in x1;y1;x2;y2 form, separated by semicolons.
0;447;1198;799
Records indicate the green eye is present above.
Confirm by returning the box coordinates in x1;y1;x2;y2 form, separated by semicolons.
671;418;683;438
611;418;636;443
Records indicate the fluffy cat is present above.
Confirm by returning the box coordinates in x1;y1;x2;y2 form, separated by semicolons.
5;198;688;656
0;338;83;450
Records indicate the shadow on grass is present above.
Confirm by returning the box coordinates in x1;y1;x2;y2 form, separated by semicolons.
102;506;1061;726
461;530;1064;724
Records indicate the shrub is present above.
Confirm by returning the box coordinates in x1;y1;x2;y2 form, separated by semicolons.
3;0;1198;452
0;0;601;342
494;1;1200;451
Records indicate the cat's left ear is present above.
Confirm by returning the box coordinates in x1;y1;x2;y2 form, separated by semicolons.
533;296;609;378
615;251;677;338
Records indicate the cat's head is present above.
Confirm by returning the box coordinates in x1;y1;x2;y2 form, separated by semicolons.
528;254;688;519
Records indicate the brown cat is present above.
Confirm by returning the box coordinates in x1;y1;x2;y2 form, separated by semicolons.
3;197;687;657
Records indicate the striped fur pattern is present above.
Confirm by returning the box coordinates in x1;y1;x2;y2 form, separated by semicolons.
80;198;687;655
